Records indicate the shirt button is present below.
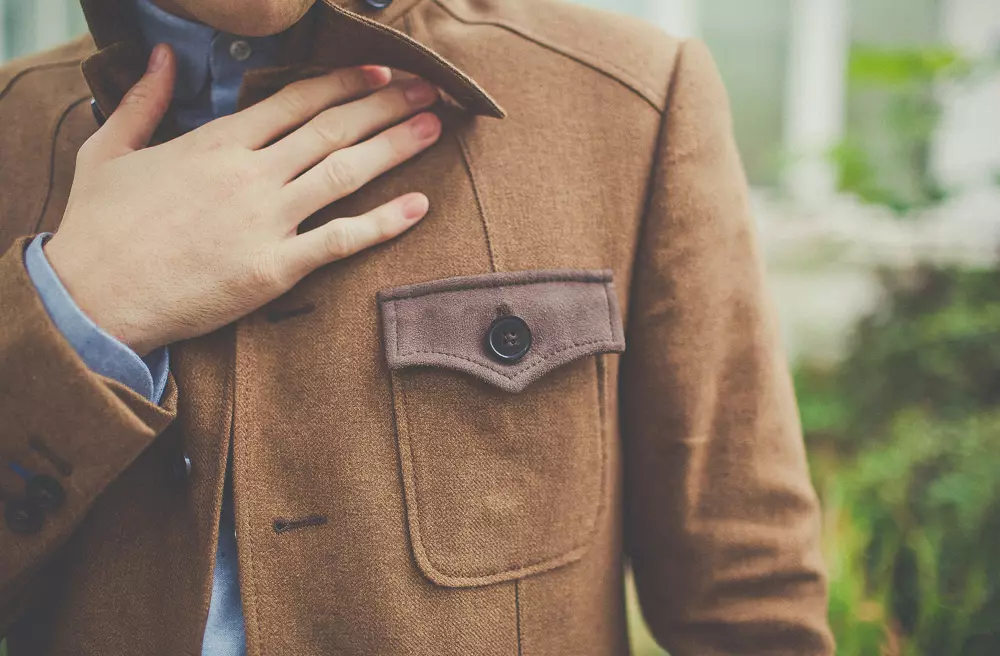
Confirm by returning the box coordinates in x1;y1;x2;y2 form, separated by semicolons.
26;474;65;511
5;498;44;535
486;315;532;363
364;0;394;8
229;39;253;62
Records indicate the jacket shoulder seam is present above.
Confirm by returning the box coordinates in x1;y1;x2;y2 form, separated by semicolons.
0;59;85;105
632;39;691;273
431;0;673;113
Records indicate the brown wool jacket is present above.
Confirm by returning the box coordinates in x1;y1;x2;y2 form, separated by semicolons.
0;0;834;654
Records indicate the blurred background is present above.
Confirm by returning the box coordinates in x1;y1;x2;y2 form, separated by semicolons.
3;0;1000;654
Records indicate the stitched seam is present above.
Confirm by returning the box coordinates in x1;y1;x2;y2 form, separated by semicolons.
383;272;611;302
400;339;619;380
394;299;402;362
455;131;498;272
622;40;688;338
398;371;430;574
320;11;503;116
431;0;665;113
0;60;83;104
593;354;609;561
515;581;523;656
384;0;429;26
604;282;615;340
35;95;93;233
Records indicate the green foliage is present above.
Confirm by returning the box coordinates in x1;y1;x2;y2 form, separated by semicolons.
830;45;984;215
798;263;1000;654
848;47;973;86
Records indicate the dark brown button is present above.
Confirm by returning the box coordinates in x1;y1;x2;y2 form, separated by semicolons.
5;498;44;535
26;474;65;511
486;315;532;363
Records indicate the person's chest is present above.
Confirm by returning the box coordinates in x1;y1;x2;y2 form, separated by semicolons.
3;44;660;645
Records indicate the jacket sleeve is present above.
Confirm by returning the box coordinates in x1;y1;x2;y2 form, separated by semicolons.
619;39;834;655
0;236;177;634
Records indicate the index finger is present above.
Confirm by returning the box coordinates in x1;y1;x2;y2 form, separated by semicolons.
228;65;392;149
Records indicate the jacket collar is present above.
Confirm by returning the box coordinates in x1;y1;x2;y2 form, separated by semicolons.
80;0;506;122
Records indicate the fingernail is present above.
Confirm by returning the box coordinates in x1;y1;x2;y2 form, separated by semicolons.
410;113;441;140
362;65;392;87
403;79;438;105
148;44;168;73
402;194;429;221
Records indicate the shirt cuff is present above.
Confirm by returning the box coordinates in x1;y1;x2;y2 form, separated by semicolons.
22;233;170;404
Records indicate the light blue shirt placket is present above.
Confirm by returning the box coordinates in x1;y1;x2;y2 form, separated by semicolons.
21;1;284;653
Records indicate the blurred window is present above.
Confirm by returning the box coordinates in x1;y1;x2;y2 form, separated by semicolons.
699;0;793;186
0;0;87;60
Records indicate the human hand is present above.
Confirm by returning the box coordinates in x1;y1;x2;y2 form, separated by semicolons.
45;44;442;355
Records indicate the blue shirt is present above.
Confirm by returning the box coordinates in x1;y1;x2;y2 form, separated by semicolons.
22;1;283;653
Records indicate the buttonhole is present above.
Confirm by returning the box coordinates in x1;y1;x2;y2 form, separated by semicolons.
273;514;328;534
267;302;317;323
29;436;73;477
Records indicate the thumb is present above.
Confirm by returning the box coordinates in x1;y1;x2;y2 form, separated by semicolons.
89;44;176;161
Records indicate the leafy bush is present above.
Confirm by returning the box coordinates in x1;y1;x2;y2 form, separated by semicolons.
798;263;1000;655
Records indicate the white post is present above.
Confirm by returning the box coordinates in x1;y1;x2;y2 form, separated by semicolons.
783;0;851;206
644;0;700;38
34;0;71;51
932;0;1000;191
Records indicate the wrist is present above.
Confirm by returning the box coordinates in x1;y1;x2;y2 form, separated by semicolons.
43;234;161;356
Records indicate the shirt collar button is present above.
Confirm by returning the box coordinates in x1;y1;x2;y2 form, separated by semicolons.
229;39;253;62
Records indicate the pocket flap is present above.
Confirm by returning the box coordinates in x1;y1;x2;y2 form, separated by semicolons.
377;269;625;393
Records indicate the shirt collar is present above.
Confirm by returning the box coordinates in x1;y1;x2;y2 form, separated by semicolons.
133;0;215;102
80;0;506;125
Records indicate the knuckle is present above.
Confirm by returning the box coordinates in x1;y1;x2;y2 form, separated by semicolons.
323;223;356;258
245;248;292;292
324;68;362;101
345;67;371;91
277;85;313;118
309;119;347;149
323;156;360;193
122;81;156;108
381;131;412;165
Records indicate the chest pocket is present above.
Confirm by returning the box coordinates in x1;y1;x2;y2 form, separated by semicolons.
377;269;625;587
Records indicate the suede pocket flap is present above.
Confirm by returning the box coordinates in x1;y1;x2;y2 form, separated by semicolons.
377;269;625;393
